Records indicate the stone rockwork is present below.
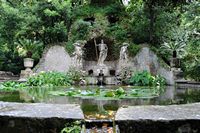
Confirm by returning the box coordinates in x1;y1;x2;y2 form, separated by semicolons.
0;71;19;81
33;44;175;85
126;47;174;85
34;45;72;73
116;103;200;133
0;102;84;133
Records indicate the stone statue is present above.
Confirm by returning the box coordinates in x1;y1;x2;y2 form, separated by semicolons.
119;43;129;69
122;0;131;6
73;40;86;68
96;39;108;66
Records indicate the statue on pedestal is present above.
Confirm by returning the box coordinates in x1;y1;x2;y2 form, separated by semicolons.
119;42;129;67
96;39;108;66
73;40;86;68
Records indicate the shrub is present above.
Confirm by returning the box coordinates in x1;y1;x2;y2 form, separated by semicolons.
26;72;72;87
15;38;43;59
129;70;166;86
66;68;86;84
186;64;200;81
0;81;26;91
128;43;141;56
61;121;82;133
65;41;75;55
70;19;91;41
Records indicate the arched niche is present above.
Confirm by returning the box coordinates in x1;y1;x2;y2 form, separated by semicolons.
83;37;118;61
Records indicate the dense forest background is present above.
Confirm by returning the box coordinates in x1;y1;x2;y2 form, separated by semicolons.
0;0;199;80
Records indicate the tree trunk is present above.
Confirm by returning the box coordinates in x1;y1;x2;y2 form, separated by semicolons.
149;2;154;43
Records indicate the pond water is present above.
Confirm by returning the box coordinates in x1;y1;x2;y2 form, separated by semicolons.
0;86;200;121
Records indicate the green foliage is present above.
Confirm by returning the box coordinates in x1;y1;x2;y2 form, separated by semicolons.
61;121;82;133
186;64;200;81
130;87;164;97
127;8;150;43
15;38;43;59
129;70;153;86
180;1;200;81
129;70;166;86
65;41;75;55
26;72;73;87
0;0;72;73
66;68;85;84
70;20;91;41
154;7;179;43
104;87;126;97
160;27;188;58
106;25;128;42
128;43;141;56
0;50;24;74
153;75;167;87
0;81;26;91
50;86;164;99
0;0;199;79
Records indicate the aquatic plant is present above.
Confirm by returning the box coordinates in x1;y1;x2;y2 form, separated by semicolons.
129;70;166;86
61;121;82;133
0;81;26;91
49;87;163;99
26;72;73;87
66;68;86;84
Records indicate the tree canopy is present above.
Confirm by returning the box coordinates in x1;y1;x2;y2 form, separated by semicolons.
0;0;199;80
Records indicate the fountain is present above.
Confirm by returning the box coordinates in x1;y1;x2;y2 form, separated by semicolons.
82;38;117;85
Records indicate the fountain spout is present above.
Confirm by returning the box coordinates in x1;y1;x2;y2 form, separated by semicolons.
97;69;105;87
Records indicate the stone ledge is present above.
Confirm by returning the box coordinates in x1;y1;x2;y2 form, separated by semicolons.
116;103;200;121
0;102;84;119
0;102;84;133
116;103;200;133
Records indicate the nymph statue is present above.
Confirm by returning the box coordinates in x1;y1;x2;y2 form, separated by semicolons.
119;42;129;67
122;0;131;6
96;39;108;66
73;40;86;68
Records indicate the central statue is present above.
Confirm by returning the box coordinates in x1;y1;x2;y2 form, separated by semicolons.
96;39;108;66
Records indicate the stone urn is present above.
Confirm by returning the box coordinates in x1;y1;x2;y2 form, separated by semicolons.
170;58;180;68
24;58;34;71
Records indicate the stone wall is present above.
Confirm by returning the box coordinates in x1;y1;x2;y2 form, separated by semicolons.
0;71;19;81
34;45;72;73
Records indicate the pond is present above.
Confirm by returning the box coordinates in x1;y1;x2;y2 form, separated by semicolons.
0;86;200;120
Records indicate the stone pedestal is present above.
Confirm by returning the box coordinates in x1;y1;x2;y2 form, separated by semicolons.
19;58;34;81
172;68;184;80
170;58;180;68
19;69;33;81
